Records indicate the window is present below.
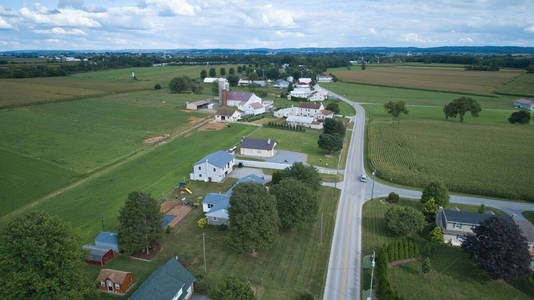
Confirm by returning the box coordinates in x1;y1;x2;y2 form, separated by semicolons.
471;225;477;230
100;281;105;287
213;217;217;221
453;223;462;229
213;168;216;172
457;234;465;240
199;174;202;177
208;204;214;208
108;281;113;287
198;166;201;170
115;283;120;290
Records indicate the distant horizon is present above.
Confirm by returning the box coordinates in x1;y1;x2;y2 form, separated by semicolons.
1;1;534;51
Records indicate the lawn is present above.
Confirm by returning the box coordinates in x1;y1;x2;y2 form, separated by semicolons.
0;89;209;173
365;104;534;201
495;73;534;97
86;186;339;300
249;127;339;168
523;211;534;224
361;197;533;300
0;124;255;242
0;149;83;217
329;65;519;96
322;82;517;109
323;99;356;116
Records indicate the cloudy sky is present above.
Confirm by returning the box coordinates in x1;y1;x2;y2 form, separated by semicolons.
0;0;533;50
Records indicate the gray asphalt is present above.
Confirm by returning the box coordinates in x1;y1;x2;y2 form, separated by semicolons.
321;87;534;300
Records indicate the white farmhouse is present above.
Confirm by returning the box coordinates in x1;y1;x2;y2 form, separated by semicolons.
316;75;333;83
190;150;235;183
203;77;219;84
298;102;325;118
297;78;312;87
240;138;277;158
290;87;313;99
215;109;241;122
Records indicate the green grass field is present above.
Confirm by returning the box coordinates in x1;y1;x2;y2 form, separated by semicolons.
323;82;517;109
0;89;209;173
323;99;356;116
365;104;534;201
361;197;533;299
522;211;534;224
0;149;83;217
249;127;339;168
0;65;230;108
2;124;255;242
495;73;534;97
87;186;339;300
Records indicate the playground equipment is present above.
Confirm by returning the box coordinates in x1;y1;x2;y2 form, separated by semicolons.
176;182;192;197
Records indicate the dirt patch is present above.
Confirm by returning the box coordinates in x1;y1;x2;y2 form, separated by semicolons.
130;240;162;261
160;200;194;228
324;154;335;158
180;109;192;113
186;116;205;126
184;132;193;137
197;121;225;131
388;256;420;268
143;134;170;145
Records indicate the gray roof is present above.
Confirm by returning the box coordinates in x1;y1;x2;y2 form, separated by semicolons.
241;138;276;151
95;232;118;246
516;220;534;243
194;151;234;168
443;209;512;225
227;91;253;102
129;258;195;300
515;98;534;105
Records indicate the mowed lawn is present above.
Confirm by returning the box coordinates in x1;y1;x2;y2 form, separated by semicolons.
365;105;534;200
0;124;254;241
330;66;519;95
87;186;339;300
0;89;209;173
0;149;82;217
361;198;533;300
323;99;356;116
249;127;339;168
322;82;517;109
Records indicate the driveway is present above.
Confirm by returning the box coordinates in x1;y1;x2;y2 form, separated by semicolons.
230;167;272;183
238;150;307;165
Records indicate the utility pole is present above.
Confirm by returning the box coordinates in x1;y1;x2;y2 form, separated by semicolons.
368;249;376;300
202;232;207;274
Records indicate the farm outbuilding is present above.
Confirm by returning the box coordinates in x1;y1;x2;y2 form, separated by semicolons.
97;269;134;296
83;231;119;266
186;100;210;110
85;248;114;266
514;98;534;111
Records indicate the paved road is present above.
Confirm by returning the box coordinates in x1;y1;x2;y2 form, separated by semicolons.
321;88;534;300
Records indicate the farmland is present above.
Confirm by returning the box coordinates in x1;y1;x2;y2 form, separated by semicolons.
329;65;520;96
365;104;534;200
495;73;534;97
323;81;517;109
361;198;532;300
1;124;255;241
0;65;227;108
87;186;339;300
249;127;339;168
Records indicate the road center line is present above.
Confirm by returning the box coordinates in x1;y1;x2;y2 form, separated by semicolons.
340;195;354;300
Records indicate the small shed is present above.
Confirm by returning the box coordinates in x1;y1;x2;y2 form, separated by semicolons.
97;269;134;295
85;248;114;266
95;232;119;252
83;231;119;266
186;100;210;110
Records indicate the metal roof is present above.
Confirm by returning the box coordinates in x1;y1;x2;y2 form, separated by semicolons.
161;215;176;228
129;258;195;300
443;209;512;225
287;115;314;124
227;91;253;102
95;232;118;246
194;150;234;168
241;138;276;151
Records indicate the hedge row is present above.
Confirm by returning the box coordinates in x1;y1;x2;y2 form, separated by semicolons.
265;122;306;132
377;247;405;300
386;239;419;262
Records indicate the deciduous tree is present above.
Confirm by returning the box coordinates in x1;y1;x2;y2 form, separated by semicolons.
0;211;95;299
117;192;163;255
384;100;408;126
326;102;340;114
270;178;318;230
323;118;346;137
421;182;449;207
227;74;239;87
228;183;280;253
508;110;531;124
318;133;343;153
209;67;216;77
209;277;255;300
200;69;207;79
220;67;226;76
280;162;321;190
443;97;481;122
462;216;531;280
385;206;424;237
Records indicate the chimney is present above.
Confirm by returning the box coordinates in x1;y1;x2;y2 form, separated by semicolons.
267;139;271;144
222;89;228;106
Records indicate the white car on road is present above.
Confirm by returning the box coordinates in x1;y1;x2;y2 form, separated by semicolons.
360;174;368;182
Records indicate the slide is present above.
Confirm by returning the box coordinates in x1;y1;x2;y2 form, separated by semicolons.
185;187;193;194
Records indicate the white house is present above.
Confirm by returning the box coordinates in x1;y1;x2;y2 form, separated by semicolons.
317;109;335;120
274;106;298;118
241;102;266;116
286;115;323;129
240;138;277;158
296;77;312;87
514;98;534;111
309;91;327;101
203;77;219;84
298;102;325;118
289;87;313;99
215;109;241;122
190;150;235;183
316;75;333;83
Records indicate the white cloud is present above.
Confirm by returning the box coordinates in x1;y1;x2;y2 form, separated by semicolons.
44;39;60;43
525;25;534;33
261;5;296;27
275;30;304;38
369;28;377;35
401;33;426;43
459;36;474;43
20;6;101;28
145;0;196;16
34;27;87;35
0;5;18;16
0;16;12;28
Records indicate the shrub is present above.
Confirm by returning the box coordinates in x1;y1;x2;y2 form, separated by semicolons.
422;257;432;274
429;226;443;243
387;192;400;203
154;83;161;90
165;225;171;234
198;218;207;229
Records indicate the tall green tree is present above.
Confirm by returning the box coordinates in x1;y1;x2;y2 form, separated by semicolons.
169;75;194;93
385;206;424;237
323;118;346;137
443;97;481;122
0;211;95;299
200;69;207;79
429;226;443;243
421;197;439;222
326;102;340;114
508;110;531;124
227;74;239;87
270;178;318;230
209;67;216;77
318;133;343;153
421;257;432;274
462;216;531;280
209;277;255;300
280;162;321;190
117;192;163;255
384;100;408;126
421;182;449;207
220;67;226;76
228;183;280;253
228;67;236;75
